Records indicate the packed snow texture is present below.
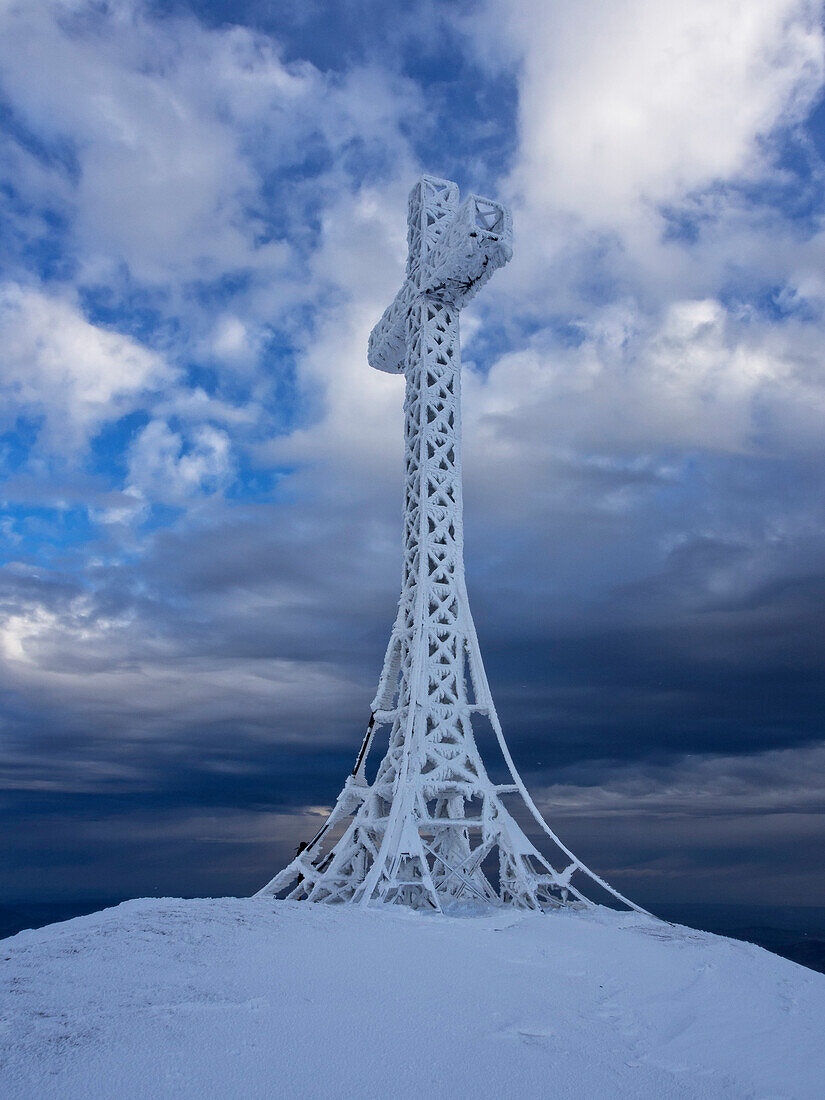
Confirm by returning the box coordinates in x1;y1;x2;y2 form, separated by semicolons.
2;898;824;1099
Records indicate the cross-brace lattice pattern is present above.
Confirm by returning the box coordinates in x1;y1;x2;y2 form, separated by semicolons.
257;176;649;914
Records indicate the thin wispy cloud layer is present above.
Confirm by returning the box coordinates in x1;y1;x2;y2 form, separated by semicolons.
1;0;824;907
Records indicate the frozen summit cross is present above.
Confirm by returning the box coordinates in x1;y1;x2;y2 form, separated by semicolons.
257;175;649;913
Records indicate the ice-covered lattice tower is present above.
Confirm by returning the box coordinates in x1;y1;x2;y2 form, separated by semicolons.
257;176;648;913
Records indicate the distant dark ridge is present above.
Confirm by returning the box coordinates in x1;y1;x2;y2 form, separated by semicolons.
0;899;128;940
652;902;825;977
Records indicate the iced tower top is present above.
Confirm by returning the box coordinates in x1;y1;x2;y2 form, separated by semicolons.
368;175;514;375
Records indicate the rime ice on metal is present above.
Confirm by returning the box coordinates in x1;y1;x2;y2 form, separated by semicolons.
257;176;647;913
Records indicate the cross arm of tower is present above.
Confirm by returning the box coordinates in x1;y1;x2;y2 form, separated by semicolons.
368;182;514;375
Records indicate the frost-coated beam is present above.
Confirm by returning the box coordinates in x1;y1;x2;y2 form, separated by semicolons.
256;175;650;917
368;177;512;374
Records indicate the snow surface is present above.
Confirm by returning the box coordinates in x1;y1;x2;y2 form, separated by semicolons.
2;898;824;1099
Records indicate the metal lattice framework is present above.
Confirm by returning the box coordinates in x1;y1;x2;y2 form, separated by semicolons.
257;176;649;914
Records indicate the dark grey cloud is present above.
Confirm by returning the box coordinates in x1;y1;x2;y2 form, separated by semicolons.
3;445;825;907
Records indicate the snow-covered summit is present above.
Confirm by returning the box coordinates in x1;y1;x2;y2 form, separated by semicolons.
2;898;824;1099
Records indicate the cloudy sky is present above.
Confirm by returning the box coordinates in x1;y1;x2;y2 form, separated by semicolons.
1;0;824;910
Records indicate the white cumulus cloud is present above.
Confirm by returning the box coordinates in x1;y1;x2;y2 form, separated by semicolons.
0;281;170;455
127;419;235;504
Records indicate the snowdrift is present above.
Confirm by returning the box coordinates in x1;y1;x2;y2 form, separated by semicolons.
2;898;824;1098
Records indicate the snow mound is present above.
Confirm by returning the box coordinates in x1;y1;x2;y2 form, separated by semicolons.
2;898;824;1099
